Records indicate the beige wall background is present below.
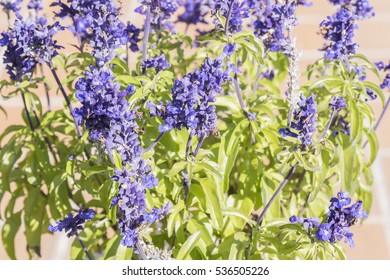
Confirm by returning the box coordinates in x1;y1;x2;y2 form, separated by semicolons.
0;0;389;259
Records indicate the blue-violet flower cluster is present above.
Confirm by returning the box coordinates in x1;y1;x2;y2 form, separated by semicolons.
70;0;170;250
250;0;310;53
28;0;43;12
135;0;178;32
48;209;95;237
328;0;374;20
320;7;358;60
144;54;171;73
210;0;250;34
0;0;22;15
280;94;318;148
177;0;208;26
0;14;63;81
290;192;367;247
375;61;390;90
52;0;128;62
147;57;232;138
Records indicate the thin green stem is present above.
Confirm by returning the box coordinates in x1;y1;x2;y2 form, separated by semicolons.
141;8;152;75
76;233;94;260
49;65;82;138
145;132;166;153
224;2;234;35
193;135;206;158
253;66;261;94
39;64;51;111
256;163;298;225
318;109;336;143
21;91;35;131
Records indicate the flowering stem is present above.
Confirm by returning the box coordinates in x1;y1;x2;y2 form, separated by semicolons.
186;132;194;160
76;233;94;260
142;8;152;75
71;16;83;52
126;42;130;68
21;91;35;131
145;132;166;153
256;163;298;225
317;109;336;143
49;65;82;138
286;27;300;127
136;240;147;260
193;135;206;158
224;2;234;35
233;74;253;119
253;66;261;94
294;170;306;194
6;12;10;27
39;64;51;111
363;96;390;148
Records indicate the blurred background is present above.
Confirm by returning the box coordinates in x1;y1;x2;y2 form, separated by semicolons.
0;0;389;259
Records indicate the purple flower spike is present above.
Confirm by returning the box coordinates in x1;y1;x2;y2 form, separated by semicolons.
48;208;95;237
329;96;347;111
290;191;367;248
280;94;318;148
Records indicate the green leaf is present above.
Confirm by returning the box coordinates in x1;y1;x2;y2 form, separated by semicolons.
222;208;251;223
309;76;343;90
111;58;129;74
0;140;23;191
0;125;24;144
214;95;242;114
168;161;188;177
112;150;123;170
24;188;46;258
116;244;133;260
339;140;357;193
197;178;224;231
1;211;22;259
227;119;250;155
365;130;378;167
82;165;110;177
348;96;362;145
103;234;121;260
176;231;201;260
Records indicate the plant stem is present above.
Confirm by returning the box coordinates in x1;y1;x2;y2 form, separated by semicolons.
71;16;83;52
233;74;247;114
256;163;298;225
39;64;51;111
186;132;194;160
363;96;390;148
142;8;152;75
317;109;336;143
193;135;206;158
253;66;261;94
76;233;94;260
145;132;166;153
224;2;234;35
126;42;130;68
49;65;82;138
294;170;306;195
21;91;35;131
136;240;147;260
286;26;300;127
6;12;10;27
